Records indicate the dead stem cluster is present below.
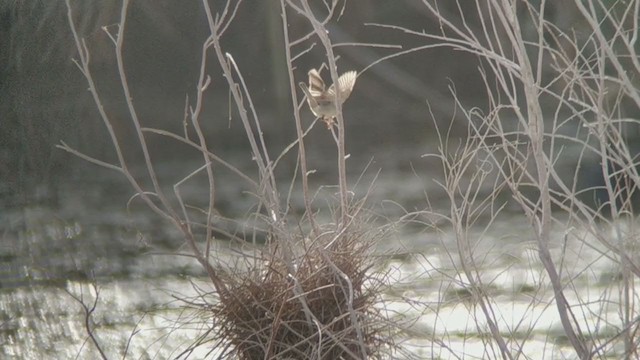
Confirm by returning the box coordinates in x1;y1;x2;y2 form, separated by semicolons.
206;224;390;359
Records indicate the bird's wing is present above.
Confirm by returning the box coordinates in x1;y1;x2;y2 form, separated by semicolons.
327;71;357;102
307;69;325;97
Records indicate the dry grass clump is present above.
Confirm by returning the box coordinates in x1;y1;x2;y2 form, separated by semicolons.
209;225;392;360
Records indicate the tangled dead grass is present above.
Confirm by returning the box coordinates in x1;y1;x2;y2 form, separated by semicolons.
204;222;393;359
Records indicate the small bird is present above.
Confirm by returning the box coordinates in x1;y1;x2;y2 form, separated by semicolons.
299;69;357;129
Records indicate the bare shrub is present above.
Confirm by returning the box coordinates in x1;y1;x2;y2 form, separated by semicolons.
376;0;640;358
61;0;395;358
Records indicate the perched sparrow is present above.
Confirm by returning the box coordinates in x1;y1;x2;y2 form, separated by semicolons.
299;69;357;128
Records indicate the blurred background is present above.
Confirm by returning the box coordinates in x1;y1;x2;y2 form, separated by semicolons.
0;0;489;197
2;0;638;282
4;0;633;197
3;1;640;357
